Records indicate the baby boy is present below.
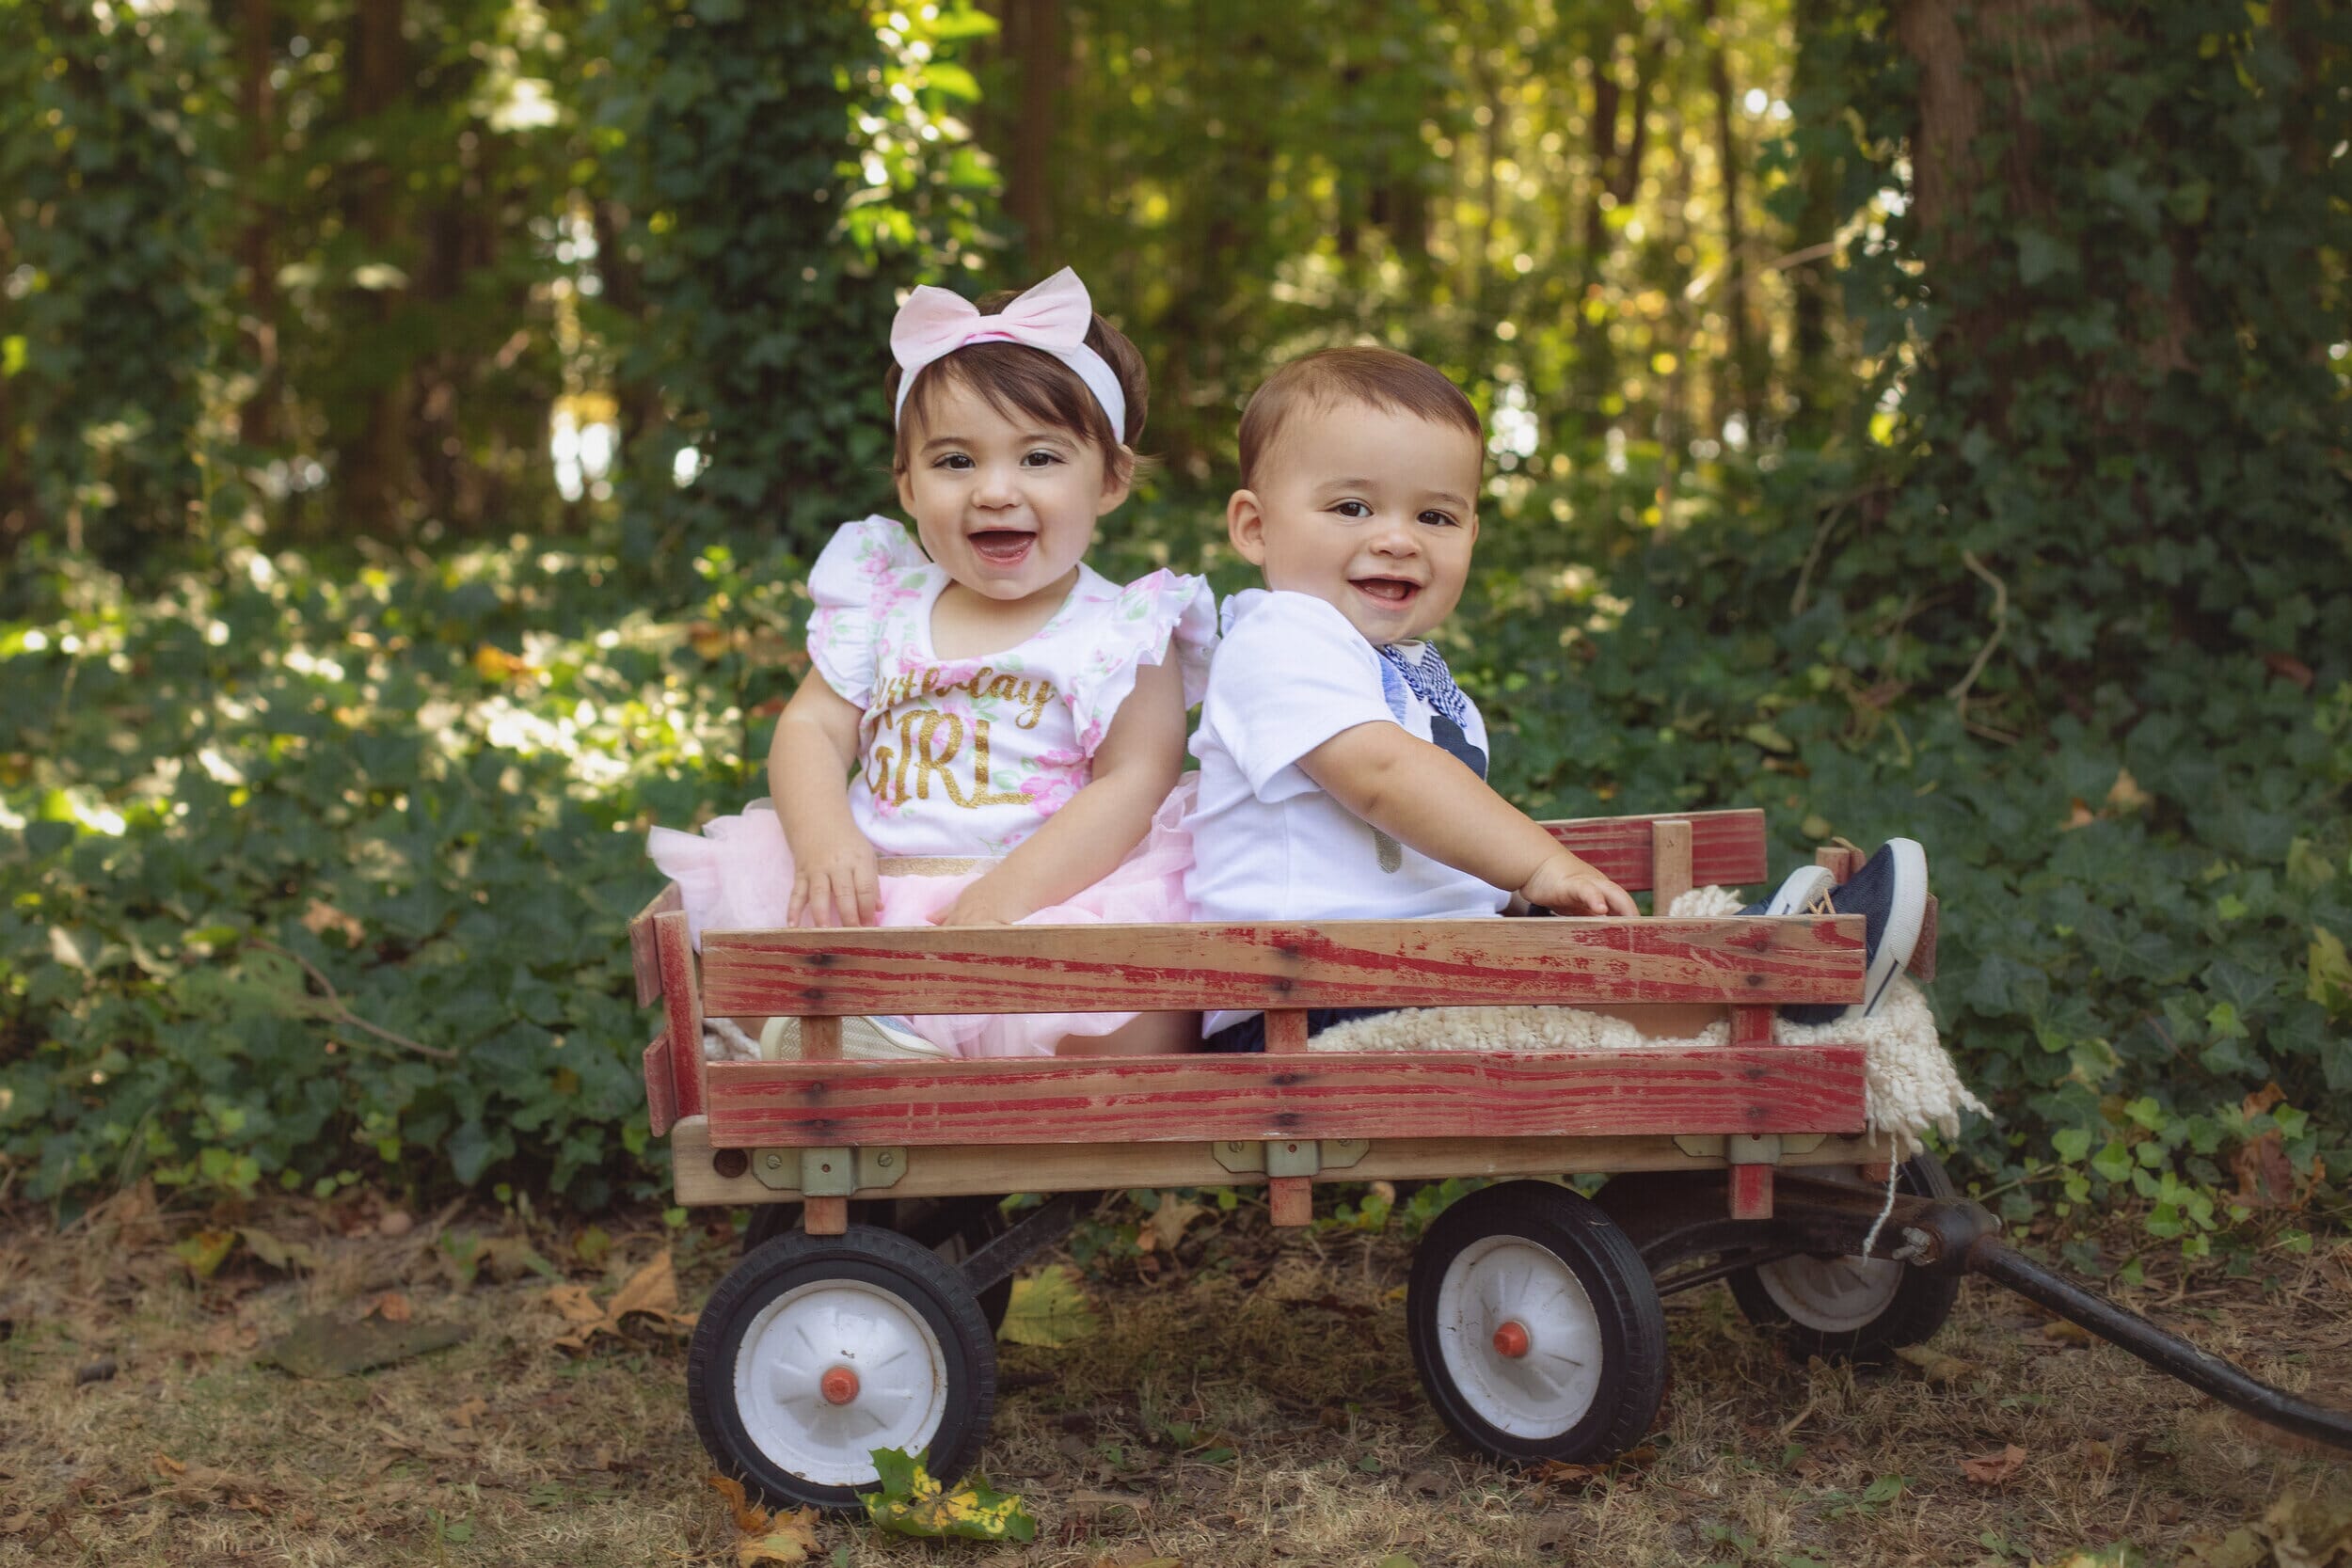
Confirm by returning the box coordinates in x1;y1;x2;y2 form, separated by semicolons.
1184;346;1927;1050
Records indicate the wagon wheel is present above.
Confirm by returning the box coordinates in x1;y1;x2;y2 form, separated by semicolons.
1726;1153;1962;1364
742;1196;1014;1336
1406;1180;1668;1466
689;1225;997;1513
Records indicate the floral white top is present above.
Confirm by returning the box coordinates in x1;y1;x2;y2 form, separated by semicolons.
807;515;1216;858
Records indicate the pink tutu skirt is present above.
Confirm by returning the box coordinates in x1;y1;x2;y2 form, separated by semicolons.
645;779;1197;1059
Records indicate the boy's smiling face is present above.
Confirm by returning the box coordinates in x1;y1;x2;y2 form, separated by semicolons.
1227;400;1484;644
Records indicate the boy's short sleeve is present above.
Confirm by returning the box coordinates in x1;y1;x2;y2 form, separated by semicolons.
1205;592;1399;800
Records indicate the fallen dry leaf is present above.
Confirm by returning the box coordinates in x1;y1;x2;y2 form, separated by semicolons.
707;1475;820;1565
1146;1198;1205;1255
2264;651;2316;691
607;1250;685;1322
2232;1130;2301;1210
550;1251;696;1351
1960;1444;2027;1485
738;1516;820;1567
707;1474;769;1535
152;1452;186;1477
2261;1490;2352;1564
2241;1083;2287;1119
448;1397;490;1431
1895;1343;1977;1385
1534;1459;1605;1489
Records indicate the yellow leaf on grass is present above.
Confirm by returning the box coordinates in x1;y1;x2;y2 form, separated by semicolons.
175;1228;237;1279
736;1508;820;1566
1893;1343;1976;1385
1000;1263;1099;1348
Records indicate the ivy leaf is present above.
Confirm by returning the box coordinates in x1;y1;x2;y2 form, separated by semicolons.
2308;927;2352;1014
2090;1140;2136;1184
2014;228;2079;286
861;1448;1037;1543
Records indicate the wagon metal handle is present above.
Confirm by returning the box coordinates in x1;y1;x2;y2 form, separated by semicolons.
1963;1236;2352;1452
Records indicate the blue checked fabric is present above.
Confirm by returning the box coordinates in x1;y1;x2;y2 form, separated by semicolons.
1377;642;1472;732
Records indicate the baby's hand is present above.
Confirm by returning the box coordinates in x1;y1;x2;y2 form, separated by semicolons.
1518;852;1639;917
933;874;1038;928
790;841;881;927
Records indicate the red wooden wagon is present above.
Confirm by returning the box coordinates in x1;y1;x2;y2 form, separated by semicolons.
633;806;2350;1511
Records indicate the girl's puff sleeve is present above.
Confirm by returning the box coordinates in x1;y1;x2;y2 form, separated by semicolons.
804;515;928;709
1064;571;1218;754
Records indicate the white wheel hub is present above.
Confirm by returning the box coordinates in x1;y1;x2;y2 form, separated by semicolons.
734;1278;949;1487
1435;1236;1604;1437
1753;1251;1904;1333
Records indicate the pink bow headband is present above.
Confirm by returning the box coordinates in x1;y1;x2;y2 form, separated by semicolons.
889;267;1128;439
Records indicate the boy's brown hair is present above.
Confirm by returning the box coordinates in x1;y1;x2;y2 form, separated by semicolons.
1237;346;1483;489
886;289;1150;481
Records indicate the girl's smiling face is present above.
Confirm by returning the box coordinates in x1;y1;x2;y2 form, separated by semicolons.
896;377;1132;609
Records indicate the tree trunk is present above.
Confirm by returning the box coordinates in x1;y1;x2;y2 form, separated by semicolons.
233;0;280;451
1002;0;1060;259
334;0;412;538
1702;0;1756;437
1785;0;1843;439
1890;0;2175;416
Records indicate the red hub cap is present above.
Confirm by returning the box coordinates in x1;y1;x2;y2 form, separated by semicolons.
1492;1320;1531;1359
819;1366;860;1405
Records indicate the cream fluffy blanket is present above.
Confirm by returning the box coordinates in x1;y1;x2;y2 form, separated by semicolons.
1305;885;1989;1155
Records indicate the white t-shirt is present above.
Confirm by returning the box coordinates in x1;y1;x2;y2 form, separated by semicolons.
1184;590;1509;1030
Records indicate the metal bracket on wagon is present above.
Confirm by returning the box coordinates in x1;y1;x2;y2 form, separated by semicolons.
746;1146;910;1196
1673;1132;1827;1162
1212;1138;1370;1177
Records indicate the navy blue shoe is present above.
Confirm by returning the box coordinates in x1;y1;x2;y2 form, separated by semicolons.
1773;840;1928;1025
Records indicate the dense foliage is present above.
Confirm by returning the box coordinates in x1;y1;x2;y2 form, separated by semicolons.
0;1;2346;1262
596;1;996;558
0;1;228;562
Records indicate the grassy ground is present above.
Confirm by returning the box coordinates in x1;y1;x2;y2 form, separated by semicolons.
1;1186;2345;1567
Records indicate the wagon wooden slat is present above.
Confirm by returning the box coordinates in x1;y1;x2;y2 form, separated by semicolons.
697;914;1866;1019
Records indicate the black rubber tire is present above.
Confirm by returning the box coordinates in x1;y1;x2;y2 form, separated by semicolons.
1726;1153;1963;1365
741;1196;1013;1335
1406;1180;1668;1466
689;1225;998;1513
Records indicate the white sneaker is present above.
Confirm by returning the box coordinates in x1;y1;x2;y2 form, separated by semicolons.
1756;863;1838;916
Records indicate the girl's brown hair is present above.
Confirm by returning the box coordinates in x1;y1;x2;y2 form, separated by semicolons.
886;287;1150;482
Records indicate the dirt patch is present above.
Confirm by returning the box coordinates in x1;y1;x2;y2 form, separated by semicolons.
0;1192;2344;1566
